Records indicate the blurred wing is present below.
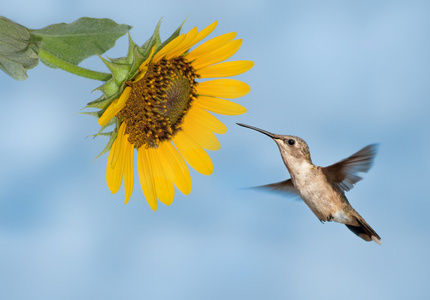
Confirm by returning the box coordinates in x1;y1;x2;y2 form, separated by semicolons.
322;144;378;192
254;179;301;199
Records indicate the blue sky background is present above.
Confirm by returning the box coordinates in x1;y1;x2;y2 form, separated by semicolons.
1;0;429;299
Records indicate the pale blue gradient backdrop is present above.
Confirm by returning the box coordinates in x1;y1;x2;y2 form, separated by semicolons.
1;1;429;299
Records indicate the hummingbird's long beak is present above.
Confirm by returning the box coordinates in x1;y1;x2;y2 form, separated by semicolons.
237;123;281;139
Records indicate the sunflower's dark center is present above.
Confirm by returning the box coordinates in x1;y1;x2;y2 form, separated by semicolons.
118;57;199;148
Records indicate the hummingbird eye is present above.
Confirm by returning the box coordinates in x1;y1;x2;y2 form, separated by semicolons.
287;139;295;146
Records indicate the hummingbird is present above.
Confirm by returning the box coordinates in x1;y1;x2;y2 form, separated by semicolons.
237;123;381;245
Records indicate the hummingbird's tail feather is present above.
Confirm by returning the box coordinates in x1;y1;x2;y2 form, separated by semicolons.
345;215;381;245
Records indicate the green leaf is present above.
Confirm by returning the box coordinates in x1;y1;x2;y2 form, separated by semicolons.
30;17;132;66
0;17;40;80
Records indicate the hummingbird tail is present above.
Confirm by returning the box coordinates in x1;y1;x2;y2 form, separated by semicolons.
345;215;381;245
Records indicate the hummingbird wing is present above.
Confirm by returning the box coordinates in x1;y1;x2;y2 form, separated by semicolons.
322;144;378;192
254;179;300;198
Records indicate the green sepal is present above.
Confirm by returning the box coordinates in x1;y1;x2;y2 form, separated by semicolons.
79;111;101;118
124;34;137;65
93;78;120;97
92;117;117;137
128;45;146;80
139;19;162;55
86;89;121;109
127;20;163;80
108;34;136;66
155;19;186;56
89;132;112;137
85;96;109;110
94;126;118;159
99;56;131;86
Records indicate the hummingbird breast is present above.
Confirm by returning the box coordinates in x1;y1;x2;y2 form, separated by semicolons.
290;165;347;222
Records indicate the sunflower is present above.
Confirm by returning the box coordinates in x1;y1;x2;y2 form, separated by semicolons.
87;20;253;210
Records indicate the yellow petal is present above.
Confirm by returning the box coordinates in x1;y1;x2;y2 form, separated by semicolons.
111;122;127;169
181;115;221;151
198;60;254;78
113;135;128;193
137;148;157;211
173;131;213;175
98;87;131;126
165;27;198;60
133;70;146;82
123;139;134;204
152;34;186;63
160;142;192;195
147;147;175;206
196;79;250;99
186;32;237;62
186;105;227;134
106;131;127;194
106;137;118;193
194;96;247;116
191;39;242;70
192;21;218;47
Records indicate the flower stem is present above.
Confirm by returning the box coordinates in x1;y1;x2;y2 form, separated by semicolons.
38;49;112;81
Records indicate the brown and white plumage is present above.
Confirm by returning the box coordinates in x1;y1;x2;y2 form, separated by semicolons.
238;123;381;245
